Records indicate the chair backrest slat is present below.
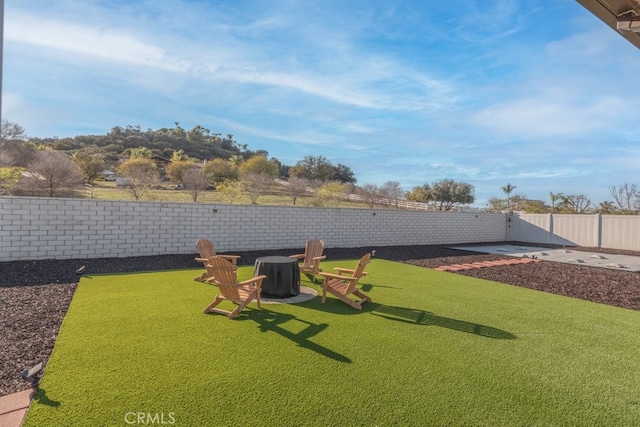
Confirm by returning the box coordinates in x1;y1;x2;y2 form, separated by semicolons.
196;239;217;259
206;257;241;299
344;253;371;294
303;239;325;267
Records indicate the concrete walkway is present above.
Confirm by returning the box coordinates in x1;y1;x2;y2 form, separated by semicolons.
450;244;640;272
0;389;33;427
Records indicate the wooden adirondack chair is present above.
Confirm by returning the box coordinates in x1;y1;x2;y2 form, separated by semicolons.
194;238;240;282
203;257;267;319
290;239;326;281
318;253;372;310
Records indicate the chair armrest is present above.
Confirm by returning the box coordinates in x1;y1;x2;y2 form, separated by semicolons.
289;254;305;260
197;256;239;265
334;267;355;274
318;272;357;281
312;255;327;261
218;254;240;264
238;275;267;287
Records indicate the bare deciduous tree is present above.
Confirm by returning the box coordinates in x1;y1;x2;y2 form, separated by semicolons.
562;194;592;214
1;119;26;142
182;168;212;202
117;158;159;200
241;173;273;204
0;140;38;167
24;151;84;197
357;183;380;209
285;176;311;205
609;183;639;213
380;181;403;208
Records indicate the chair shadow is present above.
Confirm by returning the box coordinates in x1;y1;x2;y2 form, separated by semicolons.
33;388;61;407
370;304;517;340
238;308;352;363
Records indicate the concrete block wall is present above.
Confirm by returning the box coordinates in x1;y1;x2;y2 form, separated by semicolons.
0;196;508;261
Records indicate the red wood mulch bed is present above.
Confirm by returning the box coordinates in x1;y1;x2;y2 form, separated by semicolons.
2;242;639;396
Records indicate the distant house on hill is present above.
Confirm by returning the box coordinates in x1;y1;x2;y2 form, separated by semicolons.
101;170;116;181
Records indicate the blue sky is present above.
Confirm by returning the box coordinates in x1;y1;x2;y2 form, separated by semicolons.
3;0;640;207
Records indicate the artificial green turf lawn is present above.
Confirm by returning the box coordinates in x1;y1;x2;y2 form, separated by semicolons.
24;259;640;426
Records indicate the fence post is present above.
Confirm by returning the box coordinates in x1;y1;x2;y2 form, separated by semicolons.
547;213;554;244
596;213;602;248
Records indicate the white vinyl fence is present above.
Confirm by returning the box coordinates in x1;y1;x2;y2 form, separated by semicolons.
0;196;507;262
509;213;640;250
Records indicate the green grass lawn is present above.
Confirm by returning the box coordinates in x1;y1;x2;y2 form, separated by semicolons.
24;260;640;426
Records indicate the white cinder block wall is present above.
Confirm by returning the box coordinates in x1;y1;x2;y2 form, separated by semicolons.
0;196;508;261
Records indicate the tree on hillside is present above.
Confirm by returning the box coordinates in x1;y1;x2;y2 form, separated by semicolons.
73;147;106;183
24;150;84;197
596;201;616;214
166;160;196;182
171;149;189;162
204;158;239;185
241;172;273;204
549;192;564;213
430;179;475;211
216;179;244;204
0;167;24;195
289;155;355;183
609;183;639;213
520;199;548;214
313;181;347;207
285;176;311;205
501;183;517;212
561;194;592;214
182;168;212;202
118;158;159;200
128;147;153;159
357;183;380;208
0;140;38;167
239;155;279;177
380;181;403;208
334;163;357;184
405;183;432;204
1;119;26;143
486;197;506;212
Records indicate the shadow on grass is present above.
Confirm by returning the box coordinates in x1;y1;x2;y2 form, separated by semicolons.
370;304;517;340
238;308;352;363
33;388;61;407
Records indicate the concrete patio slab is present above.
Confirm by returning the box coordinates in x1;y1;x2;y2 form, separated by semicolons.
450;244;640;272
260;285;317;304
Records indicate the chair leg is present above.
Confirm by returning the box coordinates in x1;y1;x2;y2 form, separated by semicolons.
325;286;362;310
229;298;252;319
353;290;371;304
321;283;329;303
203;295;226;314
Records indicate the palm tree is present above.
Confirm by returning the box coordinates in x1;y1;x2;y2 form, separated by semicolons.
549;192;564;213
501;183;517;212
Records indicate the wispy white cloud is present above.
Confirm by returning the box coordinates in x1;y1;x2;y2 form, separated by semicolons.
6;13;186;72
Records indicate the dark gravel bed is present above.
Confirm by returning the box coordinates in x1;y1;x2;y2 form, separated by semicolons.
2;242;640;396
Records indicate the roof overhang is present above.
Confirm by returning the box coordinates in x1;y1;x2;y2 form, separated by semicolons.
576;0;640;48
